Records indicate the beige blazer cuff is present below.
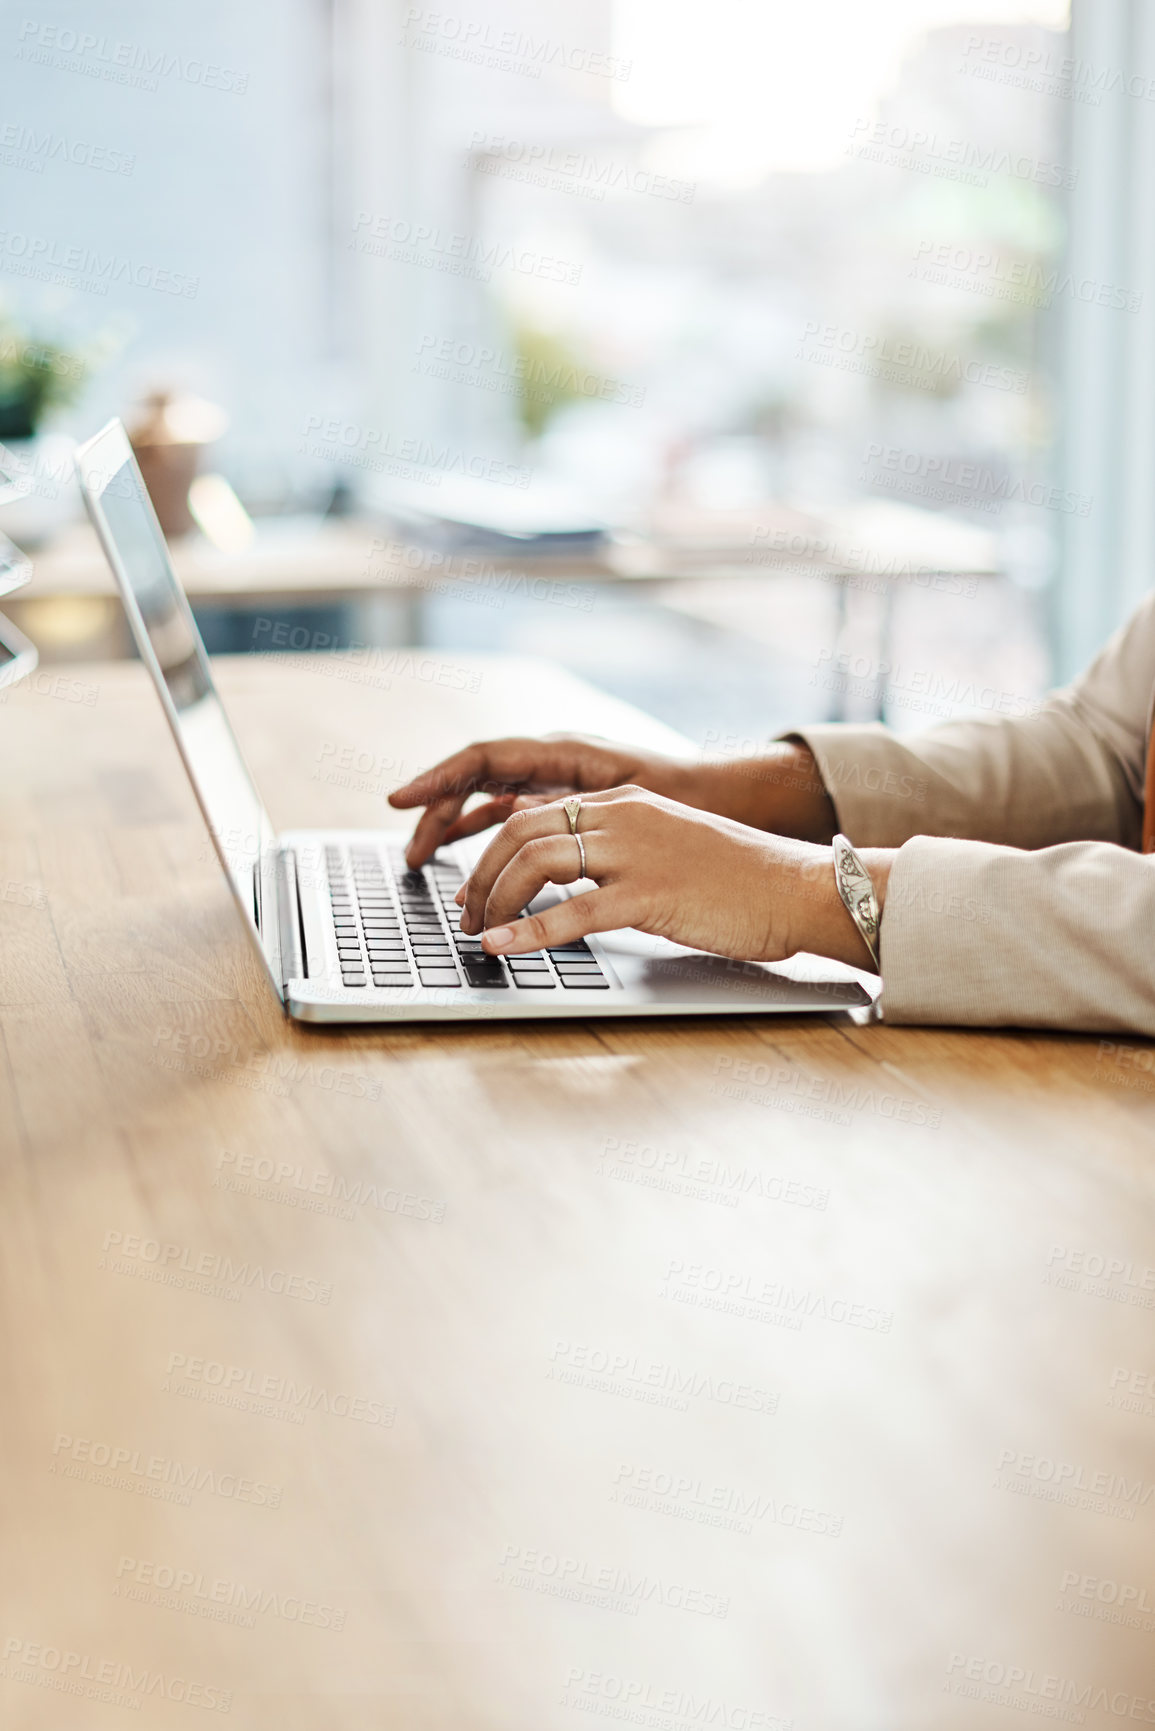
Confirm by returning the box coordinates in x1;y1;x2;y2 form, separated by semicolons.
878;835;1155;1033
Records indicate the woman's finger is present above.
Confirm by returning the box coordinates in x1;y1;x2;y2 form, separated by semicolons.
388;741;505;810
457;786;637;928
439;791;559;848
480;887;627;956
435;796;518;848
390;737;586;811
404;793;473;868
481;834;596;931
458;801;573;932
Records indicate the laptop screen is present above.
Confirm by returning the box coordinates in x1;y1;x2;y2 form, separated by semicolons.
90;450;275;950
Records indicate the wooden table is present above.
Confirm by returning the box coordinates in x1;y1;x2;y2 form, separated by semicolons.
2;654;1152;1731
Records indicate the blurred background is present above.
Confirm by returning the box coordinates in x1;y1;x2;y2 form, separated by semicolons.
3;0;1150;751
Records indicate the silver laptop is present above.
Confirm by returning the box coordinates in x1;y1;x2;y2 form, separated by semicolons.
76;420;873;1024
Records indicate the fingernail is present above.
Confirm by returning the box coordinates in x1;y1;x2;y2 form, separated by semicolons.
482;925;515;953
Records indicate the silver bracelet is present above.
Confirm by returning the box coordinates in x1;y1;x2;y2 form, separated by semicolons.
831;833;881;971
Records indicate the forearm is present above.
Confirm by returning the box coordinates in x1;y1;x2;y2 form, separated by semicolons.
674;742;839;842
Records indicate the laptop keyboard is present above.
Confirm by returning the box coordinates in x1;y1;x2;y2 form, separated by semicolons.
323;846;611;992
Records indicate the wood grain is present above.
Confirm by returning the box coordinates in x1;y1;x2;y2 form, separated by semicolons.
1;654;1153;1731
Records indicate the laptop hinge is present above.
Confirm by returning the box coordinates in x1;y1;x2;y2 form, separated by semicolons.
276;848;306;985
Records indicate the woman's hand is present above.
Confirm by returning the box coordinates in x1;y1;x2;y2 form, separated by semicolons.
388;734;700;868
454;785;889;971
389;733;837;867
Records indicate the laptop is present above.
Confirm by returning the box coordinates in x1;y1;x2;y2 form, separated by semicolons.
76;419;873;1024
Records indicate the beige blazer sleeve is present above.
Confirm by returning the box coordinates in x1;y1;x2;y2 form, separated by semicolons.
790;593;1155;1033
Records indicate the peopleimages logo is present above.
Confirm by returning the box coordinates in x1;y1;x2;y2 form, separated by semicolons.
560;1669;792;1731
114;1557;346;1631
548;1339;780;1417
944;1652;1155;1721
100;1230;333;1305
0;228;198;297
1;1636;232;1713
164;1352;395;1428
50;1433;282;1508
498;1545;729;1619
993;1447;1155;1521
14;19;249;93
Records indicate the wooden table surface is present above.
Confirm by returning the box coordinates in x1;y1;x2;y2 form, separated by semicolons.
2;654;1153;1731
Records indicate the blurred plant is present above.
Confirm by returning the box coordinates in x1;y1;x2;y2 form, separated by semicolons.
510;320;592;441
0;312;106;439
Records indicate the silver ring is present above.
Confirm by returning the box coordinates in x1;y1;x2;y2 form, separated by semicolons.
574;831;587;877
563;795;582;834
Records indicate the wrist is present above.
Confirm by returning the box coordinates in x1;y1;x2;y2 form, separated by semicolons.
705;742;837;838
775;841;892;972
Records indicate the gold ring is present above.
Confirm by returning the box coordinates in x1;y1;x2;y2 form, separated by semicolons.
563;796;582;835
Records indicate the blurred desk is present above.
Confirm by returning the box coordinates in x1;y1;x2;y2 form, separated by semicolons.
11;504;1000;730
0;652;1150;1730
9;516;642;661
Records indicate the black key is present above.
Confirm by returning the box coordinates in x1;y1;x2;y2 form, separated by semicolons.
548;945;591;956
463;963;508;987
